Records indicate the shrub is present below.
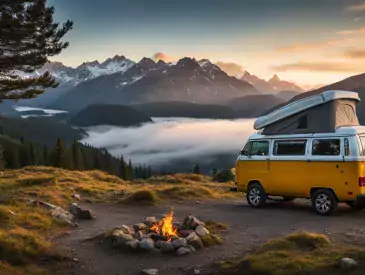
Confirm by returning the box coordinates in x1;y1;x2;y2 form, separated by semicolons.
124;190;159;205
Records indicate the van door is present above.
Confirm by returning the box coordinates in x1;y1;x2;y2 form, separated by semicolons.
309;138;345;198
269;139;309;196
236;140;270;190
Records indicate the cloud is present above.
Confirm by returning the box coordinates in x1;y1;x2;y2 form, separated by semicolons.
338;27;365;35
348;2;365;11
215;61;245;76
272;61;360;72
344;49;365;58
152;52;175;62
81;118;255;167
354;17;363;21
276;38;353;53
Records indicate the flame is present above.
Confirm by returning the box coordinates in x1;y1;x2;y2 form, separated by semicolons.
151;211;178;241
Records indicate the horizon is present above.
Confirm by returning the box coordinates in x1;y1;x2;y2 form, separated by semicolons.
48;0;365;86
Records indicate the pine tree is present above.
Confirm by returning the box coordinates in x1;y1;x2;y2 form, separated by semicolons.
119;156;128;180
0;1;73;100
43;145;49;165
29;142;36;165
71;140;81;170
193;164;200;174
127;159;133;180
50;137;65;168
148;165;152;179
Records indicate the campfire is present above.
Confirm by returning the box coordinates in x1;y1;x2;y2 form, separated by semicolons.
108;211;220;256
150;211;178;241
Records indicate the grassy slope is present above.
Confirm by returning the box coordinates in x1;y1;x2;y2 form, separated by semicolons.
0;166;238;274
216;232;365;275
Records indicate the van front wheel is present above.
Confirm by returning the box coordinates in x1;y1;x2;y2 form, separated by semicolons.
311;189;338;216
247;184;266;208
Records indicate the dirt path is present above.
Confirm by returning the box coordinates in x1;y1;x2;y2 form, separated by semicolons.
52;199;365;275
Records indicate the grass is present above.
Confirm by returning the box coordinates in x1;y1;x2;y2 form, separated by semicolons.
201;234;223;247
216;232;365;275
0;166;238;275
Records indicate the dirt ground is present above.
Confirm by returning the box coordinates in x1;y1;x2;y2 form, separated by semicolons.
52;198;365;275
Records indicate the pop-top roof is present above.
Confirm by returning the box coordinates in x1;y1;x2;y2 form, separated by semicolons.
254;90;360;130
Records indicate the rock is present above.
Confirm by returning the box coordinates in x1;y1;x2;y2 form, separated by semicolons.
126;239;139;250
176;246;192;256
186;232;203;250
172;238;187;249
195;225;209;237
120;225;134;235
50;207;74;225
193;269;200;275
189;245;196;253
144;217;157;227
134;223;148;231
111;230;134;247
134;230;147;240
179;229;194;238
340;258;357;270
68;203;94;220
183;215;204;229
173;221;182;229
150;233;167;242
140;269;158;275
71;194;81;200
139;237;155;251
159;241;174;254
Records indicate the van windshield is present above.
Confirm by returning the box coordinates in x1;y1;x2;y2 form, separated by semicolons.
359;136;365;156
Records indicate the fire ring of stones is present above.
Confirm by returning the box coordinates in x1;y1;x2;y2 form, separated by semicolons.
107;212;215;256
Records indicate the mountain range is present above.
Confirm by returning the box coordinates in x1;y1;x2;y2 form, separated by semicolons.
6;55;305;115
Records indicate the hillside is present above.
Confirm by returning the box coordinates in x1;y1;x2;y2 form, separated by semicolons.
0;166;236;275
225;94;285;117
68;104;153;127
132;102;239;119
0;116;85;147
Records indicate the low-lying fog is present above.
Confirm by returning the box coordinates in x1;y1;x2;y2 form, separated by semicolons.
82;118;256;172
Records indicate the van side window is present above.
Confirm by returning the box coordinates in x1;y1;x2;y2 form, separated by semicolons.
312;139;340;156
344;138;350;156
242;141;269;156
273;140;307;156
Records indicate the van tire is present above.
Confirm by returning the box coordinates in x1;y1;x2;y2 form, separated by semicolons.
246;184;266;208
311;189;338;216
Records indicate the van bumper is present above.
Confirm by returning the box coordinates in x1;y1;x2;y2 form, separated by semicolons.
356;195;365;206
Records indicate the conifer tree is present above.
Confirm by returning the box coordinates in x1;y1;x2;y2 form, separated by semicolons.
29;142;36;165
148;165;152;178
50;137;65;168
0;0;73;100
43;145;49;165
193;164;200;174
119;156;128;180
127;159;133;180
71;139;81;170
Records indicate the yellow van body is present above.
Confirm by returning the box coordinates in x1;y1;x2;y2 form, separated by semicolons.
235;126;365;205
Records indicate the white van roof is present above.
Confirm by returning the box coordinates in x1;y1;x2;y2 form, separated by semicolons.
254;90;360;130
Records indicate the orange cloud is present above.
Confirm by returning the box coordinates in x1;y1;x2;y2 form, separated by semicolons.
215;61;245;76
348;2;365;11
152;52;175;62
344;49;365;58
272;61;360;72
275;38;351;53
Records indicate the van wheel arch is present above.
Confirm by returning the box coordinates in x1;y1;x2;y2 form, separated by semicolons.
247;180;263;190
310;187;339;201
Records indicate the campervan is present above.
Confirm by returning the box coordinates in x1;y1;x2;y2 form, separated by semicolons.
235;90;365;215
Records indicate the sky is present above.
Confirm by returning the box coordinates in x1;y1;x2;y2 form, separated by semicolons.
48;0;365;86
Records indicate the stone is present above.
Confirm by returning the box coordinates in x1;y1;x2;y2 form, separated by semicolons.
195;225;209;237
69;203;80;215
50;207;74;225
176;246;192;256
340;258;357;270
134;230;147;240
71;194;81;200
179;229;194;238
120;225;134;235
186;232;203;250
171;238;187;249
134;223;148;231
144;217;157;227
126;239;139;250
150;233;167;242
189;245;196;253
139;237;155;251
68;203;94;220
140;269;158;275
193;269;200;275
111;230;134;247
159;241;174;254
183;215;204;229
